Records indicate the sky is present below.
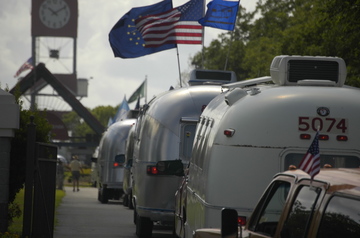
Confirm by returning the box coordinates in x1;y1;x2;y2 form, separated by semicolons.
0;0;256;110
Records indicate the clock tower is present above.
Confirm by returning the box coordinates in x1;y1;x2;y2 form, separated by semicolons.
31;0;78;94
39;0;71;30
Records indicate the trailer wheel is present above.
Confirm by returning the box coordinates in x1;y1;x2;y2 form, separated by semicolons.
99;187;109;204
136;214;153;238
128;192;134;209
133;208;137;225
123;194;129;207
172;227;181;238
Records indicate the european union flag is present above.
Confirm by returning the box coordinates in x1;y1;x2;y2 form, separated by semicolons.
198;0;240;31
109;0;176;58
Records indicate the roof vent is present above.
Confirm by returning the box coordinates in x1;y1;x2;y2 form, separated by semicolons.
249;88;261;96
189;69;237;86
270;55;346;87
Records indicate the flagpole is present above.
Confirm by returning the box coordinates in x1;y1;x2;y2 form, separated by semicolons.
201;0;206;69
145;75;148;104
176;45;182;88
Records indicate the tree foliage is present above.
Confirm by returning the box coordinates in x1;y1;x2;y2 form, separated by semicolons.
191;0;360;86
62;105;116;138
9;92;52;204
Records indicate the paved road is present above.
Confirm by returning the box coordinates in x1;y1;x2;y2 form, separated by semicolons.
54;187;173;238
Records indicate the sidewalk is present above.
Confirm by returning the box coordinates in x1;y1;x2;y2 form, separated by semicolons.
53;187;134;238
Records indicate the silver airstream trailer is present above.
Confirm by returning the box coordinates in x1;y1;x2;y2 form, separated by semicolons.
162;56;360;238
132;69;236;237
96;118;137;203
123;122;136;208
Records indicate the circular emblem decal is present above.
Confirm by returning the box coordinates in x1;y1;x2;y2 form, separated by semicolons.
317;107;330;117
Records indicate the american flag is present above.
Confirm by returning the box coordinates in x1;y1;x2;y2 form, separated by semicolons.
299;131;320;179
14;57;34;78
135;0;204;47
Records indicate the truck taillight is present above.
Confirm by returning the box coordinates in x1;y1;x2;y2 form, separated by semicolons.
147;166;158;175
238;216;246;226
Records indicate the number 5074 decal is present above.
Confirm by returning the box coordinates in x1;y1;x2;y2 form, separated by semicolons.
298;117;348;134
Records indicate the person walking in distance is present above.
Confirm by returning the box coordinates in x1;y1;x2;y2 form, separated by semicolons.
69;155;83;192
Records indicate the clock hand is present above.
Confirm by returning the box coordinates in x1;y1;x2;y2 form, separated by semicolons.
54;6;67;14
48;7;58;16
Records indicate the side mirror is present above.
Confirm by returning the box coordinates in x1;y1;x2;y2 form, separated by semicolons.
115;154;125;166
155;160;184;176
221;208;238;238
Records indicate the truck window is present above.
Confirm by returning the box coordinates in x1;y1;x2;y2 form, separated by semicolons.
317;196;360;238
281;185;321;238
248;181;290;236
285;153;360;170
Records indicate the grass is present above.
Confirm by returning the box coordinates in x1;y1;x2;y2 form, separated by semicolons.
3;168;92;237
3;189;66;237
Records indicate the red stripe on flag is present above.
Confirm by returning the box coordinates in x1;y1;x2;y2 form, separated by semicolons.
135;0;204;47
298;131;320;179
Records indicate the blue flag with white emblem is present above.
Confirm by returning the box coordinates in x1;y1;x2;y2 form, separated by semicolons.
198;0;239;31
109;0;176;58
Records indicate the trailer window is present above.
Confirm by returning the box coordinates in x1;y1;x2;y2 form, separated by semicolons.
317;196;360;237
284;153;360;170
115;154;125;163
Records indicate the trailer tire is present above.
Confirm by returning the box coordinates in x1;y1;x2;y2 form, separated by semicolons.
123;194;129;207
136;214;153;238
128;192;134;209
100;187;109;204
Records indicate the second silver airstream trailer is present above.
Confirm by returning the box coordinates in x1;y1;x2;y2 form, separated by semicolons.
132;70;236;237
96;118;136;203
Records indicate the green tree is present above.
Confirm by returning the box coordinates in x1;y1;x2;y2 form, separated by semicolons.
191;6;250;80
190;0;360;86
7;89;52;226
243;37;280;77
9;109;52;203
250;0;294;41
62;105;116;138
317;0;360;86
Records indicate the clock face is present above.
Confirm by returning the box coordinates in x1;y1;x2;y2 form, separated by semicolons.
39;0;70;29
